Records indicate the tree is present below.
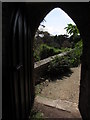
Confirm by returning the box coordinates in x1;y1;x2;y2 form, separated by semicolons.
64;24;81;47
64;24;79;37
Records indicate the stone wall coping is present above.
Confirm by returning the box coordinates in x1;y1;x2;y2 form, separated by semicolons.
34;50;73;69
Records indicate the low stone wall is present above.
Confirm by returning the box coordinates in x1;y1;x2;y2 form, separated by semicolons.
34;50;72;84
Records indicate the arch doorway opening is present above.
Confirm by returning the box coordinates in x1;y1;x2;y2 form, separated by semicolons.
32;7;83;119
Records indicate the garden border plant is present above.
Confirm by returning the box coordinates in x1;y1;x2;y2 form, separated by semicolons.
47;40;83;78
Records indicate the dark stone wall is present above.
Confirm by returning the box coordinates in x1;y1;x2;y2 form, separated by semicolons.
2;3;15;119
2;3;35;120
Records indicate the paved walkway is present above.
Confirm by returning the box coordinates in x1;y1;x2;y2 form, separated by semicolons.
36;65;81;104
35;95;82;118
34;65;82;119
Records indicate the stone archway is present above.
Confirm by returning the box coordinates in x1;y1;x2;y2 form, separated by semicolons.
33;5;83;118
2;2;90;120
26;3;90;119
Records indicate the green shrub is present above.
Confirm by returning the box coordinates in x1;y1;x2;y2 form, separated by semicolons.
48;40;83;77
61;47;72;52
33;44;62;62
39;44;61;60
33;40;83;64
68;49;81;67
33;51;40;62
48;55;70;77
69;40;83;67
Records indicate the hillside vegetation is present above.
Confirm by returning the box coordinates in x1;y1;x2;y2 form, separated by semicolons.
33;24;82;64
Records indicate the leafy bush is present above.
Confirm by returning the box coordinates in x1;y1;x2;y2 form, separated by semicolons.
33;44;62;62
48;55;71;77
33;51;40;62
33;40;82;64
39;44;61;60
69;40;83;67
48;40;83;77
61;47;72;52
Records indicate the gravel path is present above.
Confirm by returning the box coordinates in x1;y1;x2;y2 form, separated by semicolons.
35;65;81;105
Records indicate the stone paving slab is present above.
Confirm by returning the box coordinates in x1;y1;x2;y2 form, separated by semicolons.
35;95;81;118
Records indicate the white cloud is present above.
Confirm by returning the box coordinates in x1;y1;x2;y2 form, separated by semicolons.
43;26;66;36
38;8;76;36
38;25;67;36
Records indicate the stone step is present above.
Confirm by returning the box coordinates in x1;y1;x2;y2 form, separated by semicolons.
35;95;81;118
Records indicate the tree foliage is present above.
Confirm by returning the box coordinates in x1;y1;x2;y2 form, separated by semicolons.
33;23;82;62
64;24;79;37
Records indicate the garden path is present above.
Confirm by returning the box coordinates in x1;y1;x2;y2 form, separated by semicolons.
34;65;82;118
36;65;81;104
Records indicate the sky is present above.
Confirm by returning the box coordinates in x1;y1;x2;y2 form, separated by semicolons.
38;8;76;36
